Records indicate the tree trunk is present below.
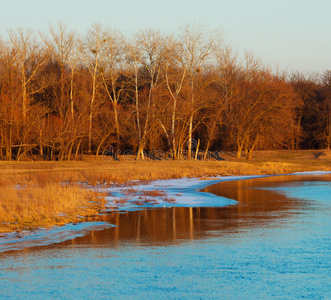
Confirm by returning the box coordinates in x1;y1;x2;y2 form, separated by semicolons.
74;139;82;160
159;120;170;149
96;132;112;158
236;147;243;160
246;149;253;160
187;75;195;160
70;68;75;122
134;64;143;160
246;135;259;160
113;103;120;149
88;109;93;154
88;62;98;154
39;129;43;156
136;145;145;160
6;146;12;161
188;114;193;159
194;139;200;160
236;134;243;160
171;94;177;160
7;124;12;160
22;74;27;119
204;140;211;160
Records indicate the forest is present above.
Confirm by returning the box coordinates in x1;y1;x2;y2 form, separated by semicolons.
0;22;330;161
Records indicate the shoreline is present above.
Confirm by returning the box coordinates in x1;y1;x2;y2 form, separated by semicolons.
1;170;331;253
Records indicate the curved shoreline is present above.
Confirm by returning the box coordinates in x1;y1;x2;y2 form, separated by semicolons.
204;170;331;202
1;171;331;253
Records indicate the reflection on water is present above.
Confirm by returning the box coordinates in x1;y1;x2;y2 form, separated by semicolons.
30;174;328;250
0;176;304;253
0;174;330;299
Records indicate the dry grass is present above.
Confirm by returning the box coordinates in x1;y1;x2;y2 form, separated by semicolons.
0;150;330;234
140;190;166;197
1;150;330;185
0;184;106;233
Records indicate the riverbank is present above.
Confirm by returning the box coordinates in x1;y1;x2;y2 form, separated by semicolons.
0;184;107;234
0;175;237;252
1;150;331;234
2;173;330;299
1;170;331;252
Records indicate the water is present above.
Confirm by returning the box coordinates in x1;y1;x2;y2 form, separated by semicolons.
0;174;330;299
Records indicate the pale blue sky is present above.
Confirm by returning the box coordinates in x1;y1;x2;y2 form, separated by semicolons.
1;0;330;73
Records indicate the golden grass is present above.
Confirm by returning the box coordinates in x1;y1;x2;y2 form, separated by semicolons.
1;150;330;185
140;190;166;197
0;150;330;234
0;184;106;234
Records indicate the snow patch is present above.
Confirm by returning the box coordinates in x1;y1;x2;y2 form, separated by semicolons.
102;175;268;212
0;222;114;253
2;171;329;253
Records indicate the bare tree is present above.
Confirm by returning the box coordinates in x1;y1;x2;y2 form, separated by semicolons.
201;46;239;158
127;29;166;159
125;37;144;157
228;55;298;160
79;23;107;153
0;41;20;159
164;35;188;159
101;28;126;150
178;23;222;159
7;28;50;158
0;23;325;162
41;21;76;119
8;28;49;119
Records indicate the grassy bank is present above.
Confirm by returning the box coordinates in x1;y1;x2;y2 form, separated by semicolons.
0;184;106;234
1;150;330;234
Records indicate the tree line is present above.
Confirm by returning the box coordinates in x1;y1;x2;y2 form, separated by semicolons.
0;22;330;161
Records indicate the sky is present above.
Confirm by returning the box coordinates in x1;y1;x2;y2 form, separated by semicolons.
1;0;330;74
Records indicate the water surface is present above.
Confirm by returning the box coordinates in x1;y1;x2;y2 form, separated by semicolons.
0;174;330;299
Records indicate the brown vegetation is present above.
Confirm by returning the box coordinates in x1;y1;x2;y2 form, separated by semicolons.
140;190;166;197
0;150;330;234
1;22;330;236
1;22;330;163
0;184;106;233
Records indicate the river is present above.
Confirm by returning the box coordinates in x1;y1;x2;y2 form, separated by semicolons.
0;174;330;299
